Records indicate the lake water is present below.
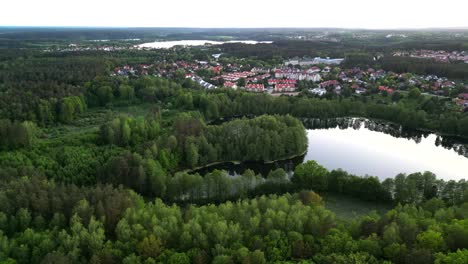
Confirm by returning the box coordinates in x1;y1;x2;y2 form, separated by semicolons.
137;40;273;49
306;125;467;181
194;118;468;181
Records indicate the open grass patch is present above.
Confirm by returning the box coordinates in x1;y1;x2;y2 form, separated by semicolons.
323;193;392;220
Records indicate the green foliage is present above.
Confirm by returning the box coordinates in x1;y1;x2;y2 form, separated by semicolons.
192;91;468;137
0;174;466;263
137;234;164;259
416;230;446;252
435;249;468;264
99;151;167;197
118;84;135;101
58;96;86;123
100;116;160;146
171;115;307;169
293;161;329;191
0;120;36;150
328;169;391;201
408;87;422;99
204;115;307;164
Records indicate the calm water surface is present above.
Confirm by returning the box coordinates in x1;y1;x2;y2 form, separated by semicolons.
306;126;468;180
137;40;272;49
194;119;468;181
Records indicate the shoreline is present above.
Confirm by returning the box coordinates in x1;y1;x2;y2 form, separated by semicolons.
179;149;307;174
302;116;468;141
209;115;468;141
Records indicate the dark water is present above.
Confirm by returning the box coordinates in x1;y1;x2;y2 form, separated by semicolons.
193;118;468;180
193;156;305;177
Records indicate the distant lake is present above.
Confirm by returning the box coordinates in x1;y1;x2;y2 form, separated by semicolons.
137;40;273;49
194;118;468;181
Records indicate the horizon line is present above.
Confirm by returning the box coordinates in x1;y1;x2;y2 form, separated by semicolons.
1;25;468;31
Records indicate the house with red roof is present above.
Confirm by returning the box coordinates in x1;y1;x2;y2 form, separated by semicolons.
245;84;265;93
275;83;296;93
442;81;455;88
212;66;223;74
268;79;280;85
223;81;237;89
320;80;339;88
247;74;270;83
278;79;296;85
379;86;394;94
308;66;321;73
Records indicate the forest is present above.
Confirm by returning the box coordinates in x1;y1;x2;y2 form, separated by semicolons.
0;29;467;263
0;171;466;264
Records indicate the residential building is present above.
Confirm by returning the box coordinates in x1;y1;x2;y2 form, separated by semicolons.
275;83;296;92
378;86;394;94
320;80;339;88
283;57;344;66
245;84;265;93
309;88;327;96
223;81;237;89
274;68;321;81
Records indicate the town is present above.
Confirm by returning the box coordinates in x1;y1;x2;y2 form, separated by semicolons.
393;49;468;63
112;55;468;111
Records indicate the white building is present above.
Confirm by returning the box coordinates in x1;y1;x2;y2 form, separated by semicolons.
189;76;217;89
309;88;327;96
307;73;322;82
283;57;344;66
274;69;321;82
312;57;344;65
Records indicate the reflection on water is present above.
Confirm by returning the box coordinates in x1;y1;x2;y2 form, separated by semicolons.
137;40;273;49
193;118;468;180
302;118;468;158
193;156;305;177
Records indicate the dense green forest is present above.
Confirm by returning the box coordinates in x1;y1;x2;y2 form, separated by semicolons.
0;173;466;263
0;29;467;263
2;71;468;138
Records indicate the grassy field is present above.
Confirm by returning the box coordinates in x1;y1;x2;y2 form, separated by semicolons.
323;193;393;220
38;102;190;148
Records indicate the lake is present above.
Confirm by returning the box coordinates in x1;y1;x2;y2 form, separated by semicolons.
194;118;468;181
137;40;273;49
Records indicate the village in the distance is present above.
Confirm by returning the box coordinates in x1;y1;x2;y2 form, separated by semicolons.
111;47;468;111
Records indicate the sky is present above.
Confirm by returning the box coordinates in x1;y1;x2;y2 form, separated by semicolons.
1;0;468;29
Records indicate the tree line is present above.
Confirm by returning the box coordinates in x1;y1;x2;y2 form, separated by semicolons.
345;54;468;80
0;175;466;263
98;150;467;209
99;114;307;171
193;91;468;137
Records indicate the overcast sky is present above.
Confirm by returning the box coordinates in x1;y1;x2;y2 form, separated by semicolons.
2;0;468;29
